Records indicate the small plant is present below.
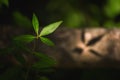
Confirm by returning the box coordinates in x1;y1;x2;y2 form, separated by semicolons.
15;14;62;46
0;13;62;80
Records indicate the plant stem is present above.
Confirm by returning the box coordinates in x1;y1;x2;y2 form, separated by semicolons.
32;39;36;52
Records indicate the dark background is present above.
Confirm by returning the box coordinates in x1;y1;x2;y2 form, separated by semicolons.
1;0;120;28
1;0;120;80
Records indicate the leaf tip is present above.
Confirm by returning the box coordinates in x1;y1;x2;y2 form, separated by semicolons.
32;13;39;35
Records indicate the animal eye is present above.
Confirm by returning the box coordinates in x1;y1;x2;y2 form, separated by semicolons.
87;35;104;46
89;49;103;57
72;47;83;54
81;30;85;43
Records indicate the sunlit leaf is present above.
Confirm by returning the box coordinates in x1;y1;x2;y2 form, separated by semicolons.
32;13;39;35
14;35;35;43
32;52;56;69
40;37;55;46
39;21;62;36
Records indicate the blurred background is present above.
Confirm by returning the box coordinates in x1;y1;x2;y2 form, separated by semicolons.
1;0;120;80
1;0;120;28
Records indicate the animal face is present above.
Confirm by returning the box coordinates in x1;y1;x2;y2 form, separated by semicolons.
53;28;120;67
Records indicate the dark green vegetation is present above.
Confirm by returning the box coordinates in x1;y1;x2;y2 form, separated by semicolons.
0;13;62;80
1;0;120;28
1;0;120;80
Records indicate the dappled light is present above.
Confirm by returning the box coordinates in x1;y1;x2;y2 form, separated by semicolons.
1;0;120;80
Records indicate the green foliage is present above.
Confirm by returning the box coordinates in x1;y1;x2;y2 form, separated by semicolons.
46;0;120;28
14;35;35;43
40;37;55;46
32;13;39;35
104;0;120;18
46;0;86;27
0;0;9;7
14;14;62;45
0;13;62;80
14;52;26;65
13;11;32;28
32;52;56;69
65;11;85;28
40;21;62;36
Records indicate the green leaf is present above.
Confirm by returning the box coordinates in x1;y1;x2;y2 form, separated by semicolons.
32;52;56;69
32;13;39;35
39;21;63;36
40;37;55;46
14;35;35;43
